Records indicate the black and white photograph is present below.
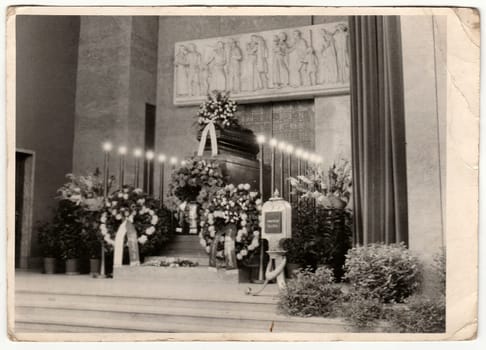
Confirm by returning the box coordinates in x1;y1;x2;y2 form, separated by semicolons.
5;6;480;342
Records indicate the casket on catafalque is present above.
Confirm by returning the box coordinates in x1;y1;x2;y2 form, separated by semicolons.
196;126;270;199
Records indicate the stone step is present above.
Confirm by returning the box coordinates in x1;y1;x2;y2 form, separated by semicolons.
15;293;347;333
16;290;279;315
161;235;205;254
14;273;349;333
113;266;242;283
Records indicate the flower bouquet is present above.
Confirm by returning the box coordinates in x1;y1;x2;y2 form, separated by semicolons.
100;185;172;258
57;169;114;211
196;91;239;131
199;183;262;266
289;158;352;209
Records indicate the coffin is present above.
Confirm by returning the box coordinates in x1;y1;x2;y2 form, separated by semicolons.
196;127;270;198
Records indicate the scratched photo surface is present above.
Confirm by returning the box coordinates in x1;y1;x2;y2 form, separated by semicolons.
6;6;479;342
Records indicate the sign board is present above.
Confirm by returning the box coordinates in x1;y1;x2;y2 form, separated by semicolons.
264;211;282;234
261;196;292;251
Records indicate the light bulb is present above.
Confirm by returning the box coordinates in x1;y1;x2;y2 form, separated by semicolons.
256;134;266;144
146;151;155;160
269;138;278;147
102;142;113;152
118;146;127;155
295;148;303;157
277;141;287;150
170;156;178;165
285;144;294;154
302;152;309;160
158;154;166;163
133;148;143;158
180;160;187;166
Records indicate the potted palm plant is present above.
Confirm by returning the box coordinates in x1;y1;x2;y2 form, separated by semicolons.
37;221;59;274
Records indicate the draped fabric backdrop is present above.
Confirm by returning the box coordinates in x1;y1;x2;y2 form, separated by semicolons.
349;16;409;245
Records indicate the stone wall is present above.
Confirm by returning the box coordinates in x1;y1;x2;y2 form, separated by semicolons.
401;16;446;263
16;16;80;260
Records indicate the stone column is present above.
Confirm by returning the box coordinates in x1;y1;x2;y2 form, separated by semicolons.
73;16;159;187
73;16;133;176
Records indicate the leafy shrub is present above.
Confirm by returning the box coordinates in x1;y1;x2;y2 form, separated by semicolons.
343;243;421;303
284;198;352;280
343;292;384;329
387;295;446;333
433;250;446;295
278;266;342;317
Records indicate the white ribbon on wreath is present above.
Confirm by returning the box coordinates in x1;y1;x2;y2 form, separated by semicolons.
197;121;218;157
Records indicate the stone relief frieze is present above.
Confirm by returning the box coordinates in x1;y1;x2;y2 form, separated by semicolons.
173;22;350;105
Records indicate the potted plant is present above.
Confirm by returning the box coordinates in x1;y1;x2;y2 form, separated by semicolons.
327;159;352;209
37;221;59;274
56;200;85;275
81;210;101;276
56;170;111;274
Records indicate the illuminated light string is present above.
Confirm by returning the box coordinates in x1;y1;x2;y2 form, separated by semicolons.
101;138;322;167
257;135;324;164
100;136;323;197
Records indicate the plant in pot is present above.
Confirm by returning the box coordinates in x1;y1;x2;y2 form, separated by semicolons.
37;221;59;274
55;199;85;275
57;170;111;274
81;210;102;276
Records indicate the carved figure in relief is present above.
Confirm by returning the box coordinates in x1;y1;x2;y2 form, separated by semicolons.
186;43;202;96
247;35;269;90
288;30;309;86
318;28;338;84
227;39;242;93
305;47;318;86
333;24;350;83
207;41;227;91
174;45;189;95
271;32;290;88
200;65;210;95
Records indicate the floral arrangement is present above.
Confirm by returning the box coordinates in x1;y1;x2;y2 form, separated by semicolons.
199;184;262;263
167;157;227;210
289;159;352;209
142;257;199;268
327;159;352;203
57;169;114;211
100;185;172;258
196;91;239;131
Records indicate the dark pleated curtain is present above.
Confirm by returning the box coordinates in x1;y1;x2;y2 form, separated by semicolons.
349;16;409;245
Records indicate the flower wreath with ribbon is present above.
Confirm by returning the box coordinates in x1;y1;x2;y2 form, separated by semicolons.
167;157;227;212
99;185;171;257
196;91;239;157
198;183;262;264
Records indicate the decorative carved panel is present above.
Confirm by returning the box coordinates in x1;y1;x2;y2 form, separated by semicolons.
173;22;350;106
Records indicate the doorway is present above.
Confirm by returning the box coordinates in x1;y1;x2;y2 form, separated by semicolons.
15;150;35;269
